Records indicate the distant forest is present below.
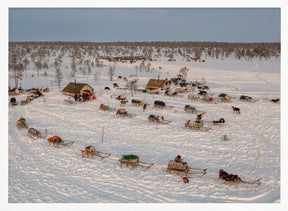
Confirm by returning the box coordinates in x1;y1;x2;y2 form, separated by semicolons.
9;41;280;62
8;41;280;89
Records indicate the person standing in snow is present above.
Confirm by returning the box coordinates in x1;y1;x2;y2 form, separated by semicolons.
196;113;204;123
143;103;147;112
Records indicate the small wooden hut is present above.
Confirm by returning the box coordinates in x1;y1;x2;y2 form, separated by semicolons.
62;82;94;96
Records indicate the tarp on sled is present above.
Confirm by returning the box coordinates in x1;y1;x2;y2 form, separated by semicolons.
100;104;109;109
154;100;165;106
89;94;96;100
240;95;252;100
149;114;157;120
123;154;139;160
47;136;62;142
132;99;144;104
185;105;196;110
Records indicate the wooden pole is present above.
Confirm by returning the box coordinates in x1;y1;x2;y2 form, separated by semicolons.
102;127;104;143
254;129;265;171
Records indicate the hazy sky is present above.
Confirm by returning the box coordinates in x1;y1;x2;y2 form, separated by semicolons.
9;8;280;42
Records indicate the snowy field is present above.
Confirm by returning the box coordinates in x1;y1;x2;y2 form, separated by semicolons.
8;56;280;203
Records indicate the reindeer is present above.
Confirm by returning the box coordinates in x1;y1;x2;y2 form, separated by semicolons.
232;106;241;114
271;98;280;103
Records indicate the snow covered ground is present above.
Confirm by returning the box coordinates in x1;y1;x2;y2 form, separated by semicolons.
8;56;280;203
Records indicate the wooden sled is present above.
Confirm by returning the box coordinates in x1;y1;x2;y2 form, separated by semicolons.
202;118;226;126
185;121;211;131
47;136;74;148
132;99;144;106
81;145;111;159
64;99;77;105
116;109;136;117
154;105;174;109
148;115;172;124
28;127;46;140
219;178;262;189
184;106;205;114
99;104;116;112
167;159;207;176
119;154;154;169
16;118;28;130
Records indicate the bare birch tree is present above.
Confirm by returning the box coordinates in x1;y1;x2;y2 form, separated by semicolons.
54;68;63;89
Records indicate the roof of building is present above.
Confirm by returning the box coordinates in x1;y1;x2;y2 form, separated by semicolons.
146;79;168;88
62;82;93;94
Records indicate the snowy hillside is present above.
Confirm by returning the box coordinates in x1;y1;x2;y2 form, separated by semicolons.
8;46;280;203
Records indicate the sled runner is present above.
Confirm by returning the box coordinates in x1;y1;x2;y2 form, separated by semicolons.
20;99;30;106
99;104;116;112
167;156;207;181
81;145;111;159
218;169;261;188
185;120;211;131
153;100;174;109
116;109;136;117
47;136;74;148
219;178;262;189
148;114;172;124
119;154;154;168
167;160;207;175
28;127;44;139
132;99;144;106
202;118;226;126
165;90;178;97
240;95;257;103
64;99;77;105
184;105;205;114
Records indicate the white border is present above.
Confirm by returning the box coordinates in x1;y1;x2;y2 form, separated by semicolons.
2;1;287;211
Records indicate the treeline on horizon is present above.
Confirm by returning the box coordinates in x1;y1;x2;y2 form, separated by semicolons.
9;41;280;61
8;41;280;89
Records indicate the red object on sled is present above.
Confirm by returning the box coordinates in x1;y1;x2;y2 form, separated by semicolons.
47;136;62;142
89;94;96;100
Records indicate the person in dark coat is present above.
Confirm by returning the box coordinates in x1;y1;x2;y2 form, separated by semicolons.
174;155;182;162
196;113;204;123
143;103;147;112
